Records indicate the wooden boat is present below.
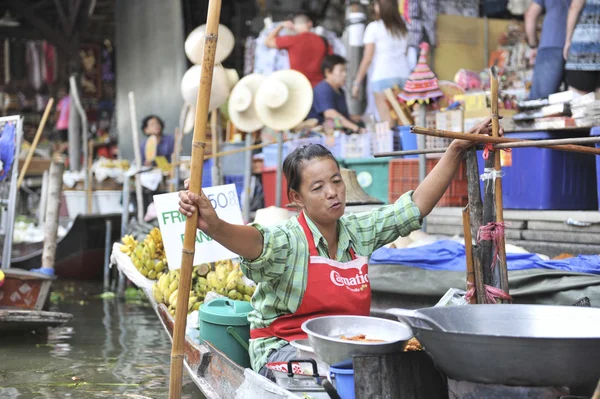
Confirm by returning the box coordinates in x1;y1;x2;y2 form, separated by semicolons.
10;213;122;280
111;243;319;399
0;269;73;333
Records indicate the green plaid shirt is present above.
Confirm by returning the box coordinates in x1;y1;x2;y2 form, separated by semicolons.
240;191;422;372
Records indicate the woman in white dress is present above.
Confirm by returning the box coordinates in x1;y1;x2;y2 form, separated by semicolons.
351;0;411;123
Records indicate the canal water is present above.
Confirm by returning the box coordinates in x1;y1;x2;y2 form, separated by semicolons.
0;281;203;398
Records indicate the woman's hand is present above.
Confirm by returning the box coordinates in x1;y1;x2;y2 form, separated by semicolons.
351;84;360;99
178;182;221;235
563;41;571;61
450;117;504;152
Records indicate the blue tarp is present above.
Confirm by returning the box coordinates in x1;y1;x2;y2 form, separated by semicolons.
370;240;600;275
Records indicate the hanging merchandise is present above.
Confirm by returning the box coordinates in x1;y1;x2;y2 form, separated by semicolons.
43;42;57;84
244;36;256;76
399;43;444;105
0;122;16;181
407;0;438;48
253;23;291;76
26;41;42;90
185;24;235;65
228;73;266;133
180;64;239;112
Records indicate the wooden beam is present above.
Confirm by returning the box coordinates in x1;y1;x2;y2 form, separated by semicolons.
66;0;83;38
52;0;70;34
7;0;75;55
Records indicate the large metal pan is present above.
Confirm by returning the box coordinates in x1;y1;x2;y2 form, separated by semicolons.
387;305;600;392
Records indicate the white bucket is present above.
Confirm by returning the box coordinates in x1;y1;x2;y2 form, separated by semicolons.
94;190;122;214
63;191;100;218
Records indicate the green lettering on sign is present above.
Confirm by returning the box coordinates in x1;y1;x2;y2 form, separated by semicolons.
180;230;214;244
162;210;186;225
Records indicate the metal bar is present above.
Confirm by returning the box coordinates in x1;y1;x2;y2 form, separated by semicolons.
103;219;112;291
243;133;252;222
1;116;23;269
275;132;283;208
69;76;89;206
411;126;600;155
38;170;49;225
117;175;130;298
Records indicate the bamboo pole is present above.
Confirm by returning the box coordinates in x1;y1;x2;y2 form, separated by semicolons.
168;0;221;397
41;160;65;270
374;135;600;157
411;126;600;156
462;206;476;304
490;67;510;300
128;92;145;222
17;98;54;189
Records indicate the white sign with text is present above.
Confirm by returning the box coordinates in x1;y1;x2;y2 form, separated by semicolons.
153;184;243;269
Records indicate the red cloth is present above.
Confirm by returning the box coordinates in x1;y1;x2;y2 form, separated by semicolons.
251;212;371;341
276;32;332;88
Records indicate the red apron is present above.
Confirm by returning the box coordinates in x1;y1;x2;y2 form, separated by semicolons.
251;212;371;341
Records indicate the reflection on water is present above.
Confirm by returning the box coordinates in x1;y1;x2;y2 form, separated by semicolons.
0;281;202;399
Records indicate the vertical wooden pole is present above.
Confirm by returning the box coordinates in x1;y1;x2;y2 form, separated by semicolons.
168;0;222;398
42;161;65;270
462;206;476;304
128;92;145;222
490;66;510;300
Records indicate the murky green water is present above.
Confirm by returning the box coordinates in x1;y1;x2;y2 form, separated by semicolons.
0;281;203;399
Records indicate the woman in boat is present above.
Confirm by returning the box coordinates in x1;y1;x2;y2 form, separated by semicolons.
140;114;175;167
178;117;501;379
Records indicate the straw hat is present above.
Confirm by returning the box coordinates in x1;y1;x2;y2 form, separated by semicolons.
228;73;266;133
181;64;238;112
341;168;384;205
185;24;235;65
253;206;291;227
254;70;313;131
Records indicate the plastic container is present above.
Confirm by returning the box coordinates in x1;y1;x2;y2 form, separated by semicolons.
198;298;253;368
329;366;355;399
94;190;122;214
592;127;600;211
388;158;468;206
397;126;418;158
202;159;213;188
344;158;391;204
63;190;100;217
477;131;598;210
262;167;290;208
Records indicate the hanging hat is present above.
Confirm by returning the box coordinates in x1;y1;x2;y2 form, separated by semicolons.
185;24;235;65
341;168;384;206
181;64;237;113
399;43;444;105
228;73;266;133
253;206;291;226
254;70;313;131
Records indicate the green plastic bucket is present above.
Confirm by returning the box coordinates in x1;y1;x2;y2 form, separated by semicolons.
199;298;253;368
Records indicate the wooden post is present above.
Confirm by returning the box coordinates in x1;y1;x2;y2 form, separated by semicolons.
17;98;54;189
87;139;93;213
490;67;510;300
128;92;145;222
465;148;486;304
462;206;476;304
168;0;221;397
42;161;65;270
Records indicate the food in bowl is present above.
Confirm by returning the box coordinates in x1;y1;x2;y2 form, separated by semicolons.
405;337;422;351
340;334;386;343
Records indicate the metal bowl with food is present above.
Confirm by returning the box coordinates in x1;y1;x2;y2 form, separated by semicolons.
301;315;413;365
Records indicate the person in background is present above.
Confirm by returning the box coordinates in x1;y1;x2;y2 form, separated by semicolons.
308;55;363;132
53;85;70;154
264;12;331;87
140;115;174;167
351;0;411;123
525;0;571;99
564;0;600;94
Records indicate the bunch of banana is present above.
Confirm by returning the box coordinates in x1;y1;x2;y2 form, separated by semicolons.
144;228;166;261
130;241;167;280
198;261;256;302
153;269;202;317
120;235;138;256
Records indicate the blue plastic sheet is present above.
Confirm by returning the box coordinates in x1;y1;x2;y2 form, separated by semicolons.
370;240;600;275
0;122;16;182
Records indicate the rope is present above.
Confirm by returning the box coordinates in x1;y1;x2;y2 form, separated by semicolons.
480;167;505;193
482;143;512;160
477;222;506;270
465;282;513;304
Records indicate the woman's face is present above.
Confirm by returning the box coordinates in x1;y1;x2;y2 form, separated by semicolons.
374;1;380;17
291;157;346;225
144;117;163;136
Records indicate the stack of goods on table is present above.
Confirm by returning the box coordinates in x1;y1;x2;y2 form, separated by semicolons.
513;90;589;130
